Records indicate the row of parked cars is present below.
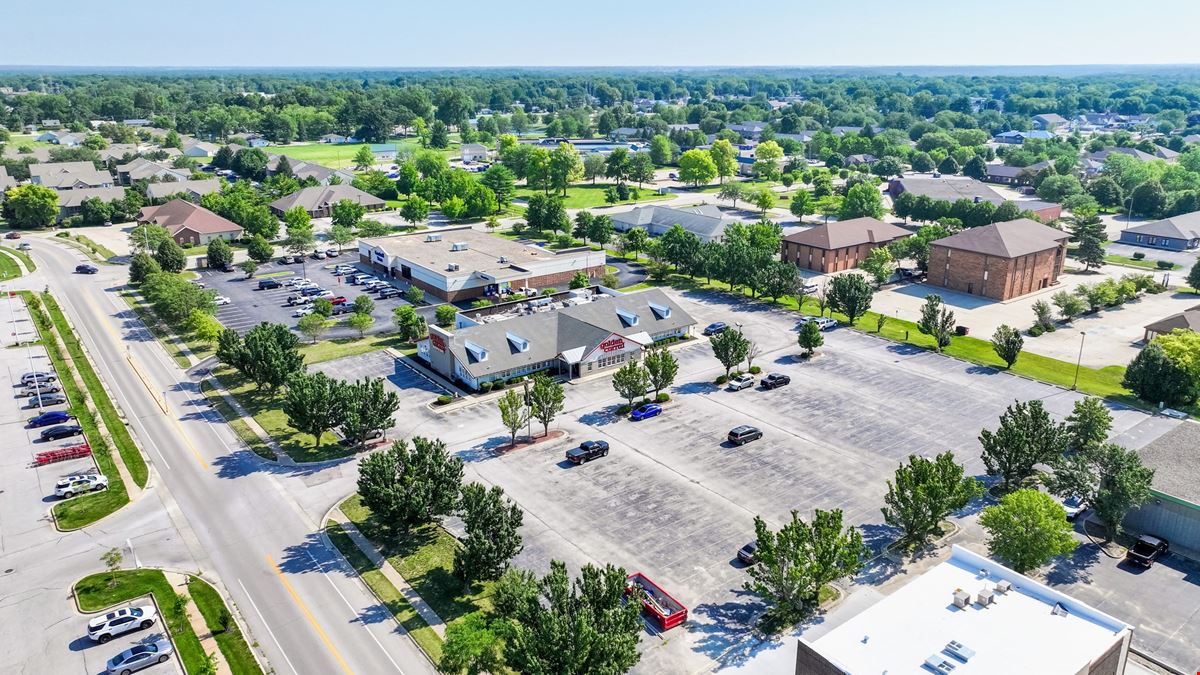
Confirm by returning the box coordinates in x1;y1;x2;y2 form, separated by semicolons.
86;604;174;674
19;372;102;501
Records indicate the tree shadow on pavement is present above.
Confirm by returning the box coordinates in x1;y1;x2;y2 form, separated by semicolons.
279;532;356;578
689;588;766;664
1045;541;1101;586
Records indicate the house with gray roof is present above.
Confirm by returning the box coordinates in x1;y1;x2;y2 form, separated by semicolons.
420;287;695;390
1143;305;1200;342
1117;211;1200;251
145;178;222;202
116;157;191;185
608;204;730;243
266;156;354;185
30;161;101;186
269;184;385;218
57;187;126;221
1032;113;1068;130
782;217;911;273
0;167;16;192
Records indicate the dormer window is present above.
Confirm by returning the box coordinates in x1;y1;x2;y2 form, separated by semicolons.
648;302;671;320
506;332;530;352
616;308;639;327
464;340;488;362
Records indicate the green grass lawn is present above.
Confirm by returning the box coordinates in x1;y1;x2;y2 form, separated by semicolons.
214;366;349;462
267;138;421;169
0;249;22;280
199;380;276;461
186;576;263;675
1103;253;1177;270
515;183;672;209
42;293;149;488
341;494;495;629
119;290;196;368
75;570;208;675
0;244;36;272
325;523;444;662
298;333;416;364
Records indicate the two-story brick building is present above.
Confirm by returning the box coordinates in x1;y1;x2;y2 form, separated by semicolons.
928;218;1068;301
781;217;912;273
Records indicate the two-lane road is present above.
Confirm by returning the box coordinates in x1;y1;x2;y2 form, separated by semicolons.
25;238;435;675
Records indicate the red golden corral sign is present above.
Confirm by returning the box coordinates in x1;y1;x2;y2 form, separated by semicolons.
599;337;625;353
430;333;446;352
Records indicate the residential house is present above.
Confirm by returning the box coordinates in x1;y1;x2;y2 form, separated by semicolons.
122;119;151;127
843;153;877;166
609;127;641;141
137;199;244;247
36;130;86;146
182;140;221;158
781;217;911;273
983;162;1054;186
927;218;1069;301
1117;211;1200;251
36;168;115;190
370;144;397;162
1183;134;1200;145
667;124;700;133
0;167;16;192
98;144;140;163
609;204;731;243
29;161;101;186
1;146;52;162
57;187;126;221
1143;306;1200;342
992;129;1054;144
727;121;768;141
266;156;354;185
242;134;270;148
1086;146;1177;165
145;179;222;203
460;143;490;163
888;175;1062;221
268;184;385;218
319;133;358;144
116;157;191;185
1031;113;1068;131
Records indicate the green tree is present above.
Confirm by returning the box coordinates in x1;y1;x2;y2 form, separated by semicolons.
1122;342;1194;407
405;285;426;304
1089;176;1124;208
128;253;161;284
155;238;187;273
240;322;306;391
744;509;866;627
827;273;874;326
797;320;823;356
129;223;171;254
582;153;607;185
187;309;223;345
353;145;375;171
326;224;355;254
750;187;776;214
678;148;718;187
352;293;375;316
991;324;1024;368
569;271;589;289
718;182;746;208
246;235;274;263
709;139;738;183
494;561;642;675
1189;258;1200;292
611;361;650;409
454;483;524;584
1051;290;1085;322
623;226;649;260
1129;180;1167;218
347;311;375;338
789;190;812;220
282;371;343;447
917;294;955;351
627;152;655;188
1047;442;1154;540
481;164;516;211
527;374;565;437
753;140;784;181
297;313;329;343
438;612;505;675
839;182;884;220
141;272;216;324
497;389;530;446
332;199;367;230
962;156;988;180
356;436;464;533
649;134;673;166
643;348;678;399
101;547;124;588
391;305;427;342
1064;397;1112;453
859;246;895;287
882;452;983;545
6;184;59;229
710;328;750;378
312;298;334;318
979;399;1067;493
435;304;457;328
910;152;935;173
937;155;960;175
980;489;1078;573
338;377;400;446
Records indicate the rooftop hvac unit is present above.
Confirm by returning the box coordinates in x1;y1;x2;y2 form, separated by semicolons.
447;263;460;272
499;256;508;263
451;241;469;251
995;580;1012;594
425;233;443;242
952;590;970;609
924;655;957;673
943;641;975;662
976;588;994;607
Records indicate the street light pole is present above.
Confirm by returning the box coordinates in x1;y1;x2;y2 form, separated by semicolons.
1071;331;1086;390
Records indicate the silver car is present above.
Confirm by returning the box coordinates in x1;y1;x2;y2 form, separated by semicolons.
88;605;157;643
727;374;755;391
106;638;174;674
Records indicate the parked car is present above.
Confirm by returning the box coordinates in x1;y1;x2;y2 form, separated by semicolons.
312;250;326;260
702;322;729;336
19;382;61;397
257;279;281;290
1061;495;1085;521
737;541;758;565
28;410;71;428
1126;535;1169;567
727;374;755;391
760;373;791;389
213;295;231;306
329;296;348;305
800;282;820;294
333;265;356;274
75;264;99;275
325;247;340;256
668;172;679;180
897;267;924;279
315;290;335;299
17;242;31;250
799;316;837;331
293;307;315;317
55;473;108;498
566;440;609;464
377;288;402;299
5;231;20;239
88;606;157;644
300;287;324;297
630;403;663;420
21;371;57;385
728;425;763;445
106;638;174;675
41;423;83;440
351;274;377;285
331;304;354;316
25;392;67;408
283;276;309;287
286;295;313;306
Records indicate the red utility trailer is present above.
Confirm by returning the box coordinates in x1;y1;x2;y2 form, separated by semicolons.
626;572;688;630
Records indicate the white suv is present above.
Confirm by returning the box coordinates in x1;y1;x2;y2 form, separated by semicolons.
88;605;157;643
727;374;755;391
55;474;109;498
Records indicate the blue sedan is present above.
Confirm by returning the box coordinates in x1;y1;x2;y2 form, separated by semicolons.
27;410;72;428
630;403;663;420
702;322;728;336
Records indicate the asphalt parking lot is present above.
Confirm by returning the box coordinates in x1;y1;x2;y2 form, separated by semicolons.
309;349;449;438
440;289;1185;673
198;255;418;339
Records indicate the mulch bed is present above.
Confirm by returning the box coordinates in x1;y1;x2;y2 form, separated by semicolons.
494;429;567;454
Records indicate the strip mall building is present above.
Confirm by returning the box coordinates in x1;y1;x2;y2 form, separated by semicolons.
419;287;695;390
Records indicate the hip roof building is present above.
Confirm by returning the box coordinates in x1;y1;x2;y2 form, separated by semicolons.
928;218;1069;301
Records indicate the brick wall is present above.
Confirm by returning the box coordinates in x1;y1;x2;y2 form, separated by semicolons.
782;240;887;273
929;243;1065;301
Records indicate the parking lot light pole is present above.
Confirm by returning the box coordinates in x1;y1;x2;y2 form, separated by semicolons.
1071;331;1086;390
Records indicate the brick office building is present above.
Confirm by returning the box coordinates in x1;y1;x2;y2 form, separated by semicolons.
781;217;911;273
927;218;1068;301
358;227;606;302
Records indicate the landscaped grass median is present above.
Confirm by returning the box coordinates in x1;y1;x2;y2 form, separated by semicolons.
0;248;23;279
198;380;276;461
41;292;149;488
1;244;37;272
75;570;208;675
22;292;130;529
186;576;264;675
213;366;348;462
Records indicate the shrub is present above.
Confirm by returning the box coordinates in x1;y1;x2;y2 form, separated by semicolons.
748;365;762;374
490;380;504;390
714;374;729;385
655;392;670;403
1131;252;1146;260
435;394;453;405
478;381;493;393
955;325;969;336
1147;284;1166;294
1028;324;1045;337
616;404;632;415
1155;260;1174;270
55;231;71;238
507;376;523;386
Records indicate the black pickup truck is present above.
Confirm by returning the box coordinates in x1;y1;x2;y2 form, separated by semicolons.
566;440;609;464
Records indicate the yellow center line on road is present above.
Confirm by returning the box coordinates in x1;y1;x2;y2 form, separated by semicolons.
267;554;356;675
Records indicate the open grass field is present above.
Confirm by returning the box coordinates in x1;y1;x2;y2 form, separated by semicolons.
515;183;673;209
267;138;422;169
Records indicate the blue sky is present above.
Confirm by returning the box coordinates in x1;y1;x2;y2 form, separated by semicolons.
5;0;1200;68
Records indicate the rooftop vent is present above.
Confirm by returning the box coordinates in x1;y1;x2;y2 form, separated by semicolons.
1052;602;1070;617
924;655;957;674
648;302;671;320
451;241;470;251
952;590;970;609
425;233;443;242
976;588;994;607
616;308;639;327
499;256;508;263
506;332;530;353
995;580;1011;594
943;641;975;662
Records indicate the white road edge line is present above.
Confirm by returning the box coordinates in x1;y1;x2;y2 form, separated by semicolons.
238;577;300;675
127;538;142;569
305;548;406;674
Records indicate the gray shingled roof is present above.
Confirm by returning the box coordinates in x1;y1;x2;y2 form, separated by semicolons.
1136;421;1200;503
269;184;384;214
609;204;728;241
1123;212;1200;241
931;218;1068;258
145;179;221;200
1143;307;1200;336
784;217;911;250
30;161;97;180
894;177;1005;205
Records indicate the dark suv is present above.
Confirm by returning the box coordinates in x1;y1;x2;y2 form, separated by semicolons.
75;264;99;274
760;373;791;389
728;425;763;446
565;440;609;464
258;278;281;290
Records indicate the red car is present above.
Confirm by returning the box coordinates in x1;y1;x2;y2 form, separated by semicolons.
330;296;348;305
5;231;21;239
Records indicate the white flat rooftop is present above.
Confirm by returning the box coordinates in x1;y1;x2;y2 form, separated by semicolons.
806;545;1130;675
